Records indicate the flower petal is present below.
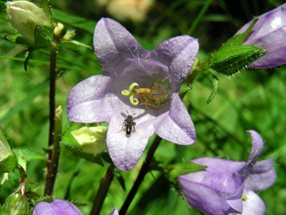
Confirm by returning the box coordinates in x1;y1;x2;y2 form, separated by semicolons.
193;157;246;173
154;36;199;90
248;26;286;68
155;93;196;145
241;191;265;215
246;130;264;163
33;200;82;215
93;18;146;75
245;159;276;191
67;75;112;122
106;114;154;170
178;176;242;215
109;209;119;215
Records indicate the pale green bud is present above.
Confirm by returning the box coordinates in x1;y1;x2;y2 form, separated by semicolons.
1;193;30;215
71;126;107;154
6;0;50;43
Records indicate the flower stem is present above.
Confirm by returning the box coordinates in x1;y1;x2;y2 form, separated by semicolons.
119;136;162;215
44;44;61;196
90;164;115;215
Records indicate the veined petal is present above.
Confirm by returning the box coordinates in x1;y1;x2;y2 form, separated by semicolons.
241;191;265;215
178;177;242;215
154;36;199;91
245;159;276;191
106;115;154;170
193;157;245;173
93;18;146;75
33;200;82;215
248;26;286;68
155;93;196;145
246;130;264;163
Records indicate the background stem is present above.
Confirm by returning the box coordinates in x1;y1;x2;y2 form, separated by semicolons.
44;44;60;196
90;164;115;215
119;136;162;215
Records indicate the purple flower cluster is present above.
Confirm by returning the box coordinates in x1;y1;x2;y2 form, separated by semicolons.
178;131;276;215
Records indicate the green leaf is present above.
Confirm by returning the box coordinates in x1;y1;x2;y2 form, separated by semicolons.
164;162;205;182
61;123;109;165
34;25;53;48
0;129;17;173
0;80;49;123
210;44;266;76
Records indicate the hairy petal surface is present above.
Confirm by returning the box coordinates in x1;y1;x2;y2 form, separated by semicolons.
33;200;82;215
93;18;146;75
155;93;196;145
67;75;113;122
245;159;276;191
106;115;154;170
154;36;199;90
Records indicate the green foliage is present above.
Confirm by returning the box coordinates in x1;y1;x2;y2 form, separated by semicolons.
1;193;30;215
1;0;286;214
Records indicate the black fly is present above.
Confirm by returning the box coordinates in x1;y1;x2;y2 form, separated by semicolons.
121;113;136;137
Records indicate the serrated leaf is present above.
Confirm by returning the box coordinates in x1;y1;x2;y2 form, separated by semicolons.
210;44;266;76
166;162;205;182
34;25;53;48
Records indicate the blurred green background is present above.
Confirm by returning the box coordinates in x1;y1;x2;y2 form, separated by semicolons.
1;0;286;214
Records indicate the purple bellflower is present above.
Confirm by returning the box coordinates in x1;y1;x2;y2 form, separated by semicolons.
67;18;198;170
237;3;286;68
32;199;83;215
178;130;276;215
109;209;119;215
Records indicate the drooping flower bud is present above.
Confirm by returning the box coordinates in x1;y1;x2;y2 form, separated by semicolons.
32;199;82;215
1;193;30;215
6;0;50;44
236;3;286;68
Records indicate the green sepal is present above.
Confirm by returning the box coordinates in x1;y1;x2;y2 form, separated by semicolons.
2;34;30;45
209;18;266;75
61;123;108;165
34;25;53;48
114;170;126;191
1;193;30;215
206;69;219;104
24;48;34;71
162;162;205;183
210;44;266;76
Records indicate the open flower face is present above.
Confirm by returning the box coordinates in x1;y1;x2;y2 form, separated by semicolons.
237;3;286;68
67;18;199;170
178;130;276;215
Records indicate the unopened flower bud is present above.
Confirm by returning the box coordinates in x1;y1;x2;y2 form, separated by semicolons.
71;125;107;154
6;0;50;44
53;22;64;38
2;193;30;215
62;30;76;41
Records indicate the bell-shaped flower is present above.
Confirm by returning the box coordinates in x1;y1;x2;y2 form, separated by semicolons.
236;3;286;68
67;18;198;170
178;130;276;215
32;199;82;215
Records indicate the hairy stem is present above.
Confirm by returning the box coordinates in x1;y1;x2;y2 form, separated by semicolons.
44;44;60;196
90;164;115;215
119;136;162;215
